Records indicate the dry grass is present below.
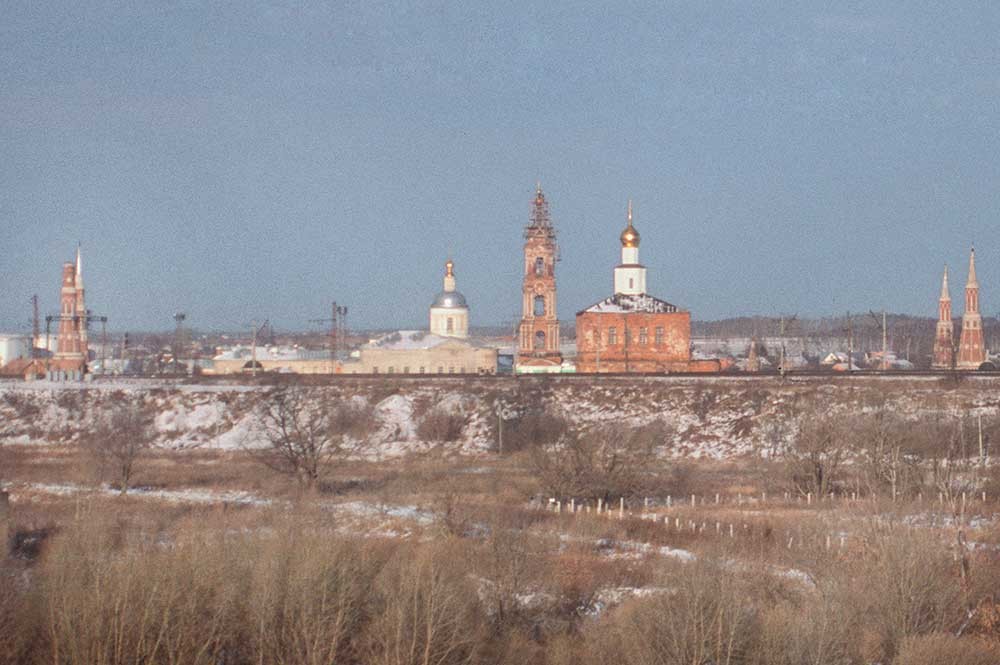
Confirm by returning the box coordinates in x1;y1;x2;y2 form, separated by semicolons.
5;432;1000;664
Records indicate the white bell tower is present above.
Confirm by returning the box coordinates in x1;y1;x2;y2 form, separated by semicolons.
613;200;647;296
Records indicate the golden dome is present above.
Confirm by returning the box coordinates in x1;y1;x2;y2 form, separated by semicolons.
620;200;640;248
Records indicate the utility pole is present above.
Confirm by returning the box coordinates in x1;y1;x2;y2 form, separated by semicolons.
250;320;269;377
778;315;796;376
869;310;889;370
31;295;40;357
846;312;854;373
309;301;349;372
173;312;187;373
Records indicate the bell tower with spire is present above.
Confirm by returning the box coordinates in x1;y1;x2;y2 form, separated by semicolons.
932;265;954;368
53;245;88;377
957;247;986;369
614;200;647;296
517;184;562;370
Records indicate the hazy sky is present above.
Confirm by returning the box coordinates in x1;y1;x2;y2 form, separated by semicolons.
3;2;999;332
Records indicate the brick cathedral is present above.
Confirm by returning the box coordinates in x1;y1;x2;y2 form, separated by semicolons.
574;201;723;373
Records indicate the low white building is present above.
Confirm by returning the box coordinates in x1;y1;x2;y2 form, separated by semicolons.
0;334;31;368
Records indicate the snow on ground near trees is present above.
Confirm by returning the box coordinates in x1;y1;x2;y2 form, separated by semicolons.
4;377;1000;459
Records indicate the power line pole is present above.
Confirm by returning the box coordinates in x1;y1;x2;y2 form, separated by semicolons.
31;295;40;357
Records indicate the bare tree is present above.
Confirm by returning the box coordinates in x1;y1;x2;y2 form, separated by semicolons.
253;387;372;490
82;397;155;495
531;423;665;502
854;408;922;500
783;408;850;497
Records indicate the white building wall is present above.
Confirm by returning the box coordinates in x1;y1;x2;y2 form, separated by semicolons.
429;307;469;338
614;265;647;295
0;335;31;367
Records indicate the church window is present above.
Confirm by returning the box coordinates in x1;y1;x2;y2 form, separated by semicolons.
447;318;454;333
629;278;634;289
639;327;648;345
419;367;425;373
388;366;395;374
460;366;466;373
608;327;617;345
533;295;545;316
655;327;664;345
534;330;546;350
403;366;410;374
534;257;544;276
372;367;379;374
448;366;455;373
438;366;444;373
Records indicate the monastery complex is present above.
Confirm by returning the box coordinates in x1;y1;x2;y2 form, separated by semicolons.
2;187;994;379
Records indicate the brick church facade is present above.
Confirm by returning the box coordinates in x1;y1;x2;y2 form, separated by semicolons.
575;202;724;374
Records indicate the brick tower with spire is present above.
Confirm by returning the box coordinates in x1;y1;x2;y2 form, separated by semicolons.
956;247;986;369
52;245;88;378
931;265;954;368
516;184;562;371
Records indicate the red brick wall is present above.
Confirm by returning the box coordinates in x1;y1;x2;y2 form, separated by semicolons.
575;310;693;373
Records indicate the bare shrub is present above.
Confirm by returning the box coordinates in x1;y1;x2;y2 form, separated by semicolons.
472;519;553;633
588;561;757;665
81;397;155;494
365;539;482;665
909;416;984;501
0;561;36;665
754;591;854;665
246;529;378;665
852;409;925;499
1;391;39;418
834;525;967;662
783;408;850;497
893;633;999;665
253;386;373;490
499;410;570;453
417;407;468;443
39;516;243;665
531;424;659;502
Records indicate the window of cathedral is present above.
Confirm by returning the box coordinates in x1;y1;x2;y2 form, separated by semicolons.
448;366;455;373
639;327;648;345
419;367;425;373
388;367;395;374
534;330;546;350
403;366;410;373
372;367;379;374
655;327;664;345
447;318;454;333
534;257;544;276
608;327;617;345
438;366;444;373
534;295;545;316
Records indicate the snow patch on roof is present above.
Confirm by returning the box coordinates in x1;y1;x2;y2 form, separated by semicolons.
581;293;680;314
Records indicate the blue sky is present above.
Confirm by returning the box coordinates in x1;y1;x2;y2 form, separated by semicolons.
2;2;999;332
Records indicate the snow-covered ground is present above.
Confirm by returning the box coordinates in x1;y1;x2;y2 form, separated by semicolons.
3;376;1000;459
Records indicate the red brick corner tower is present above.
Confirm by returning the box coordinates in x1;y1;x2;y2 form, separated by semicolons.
53;246;88;377
957;247;986;369
516;184;562;370
931;265;954;368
